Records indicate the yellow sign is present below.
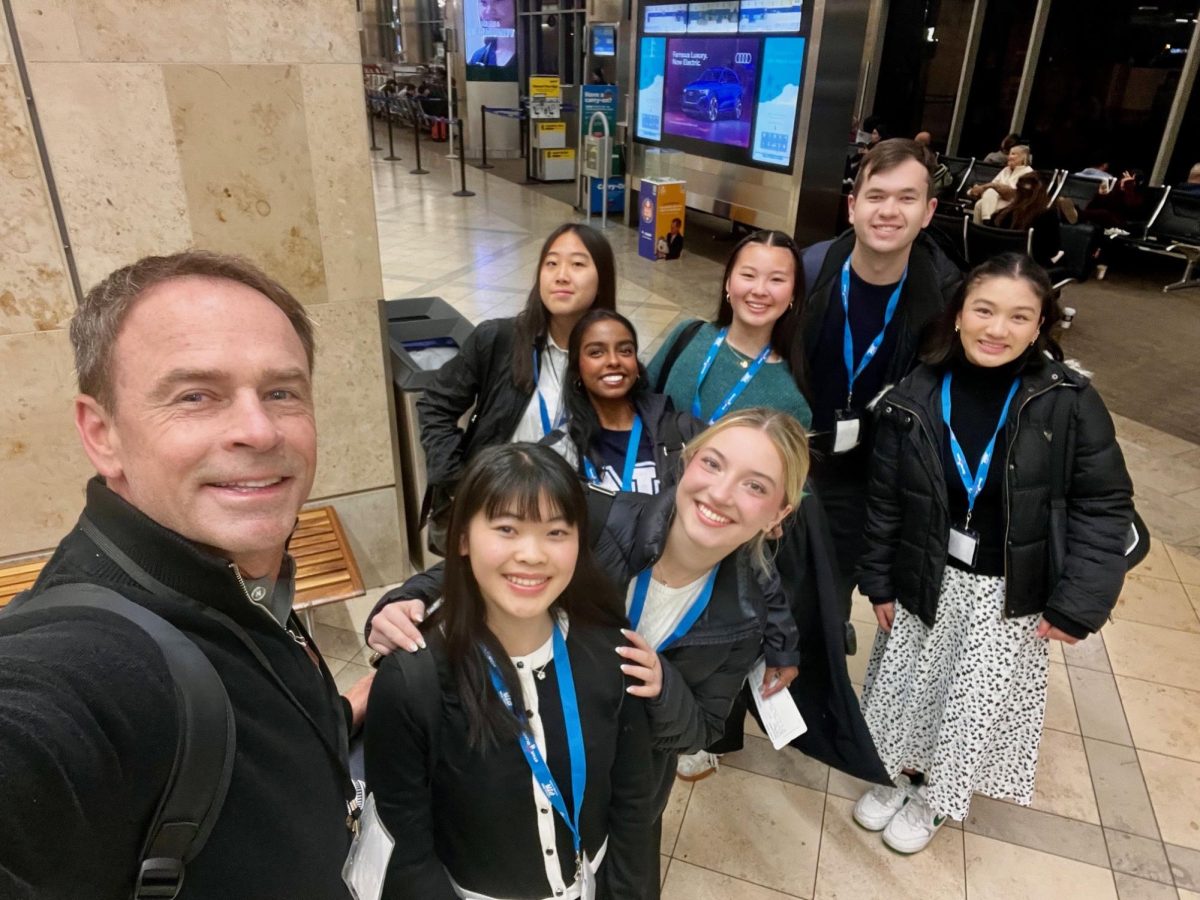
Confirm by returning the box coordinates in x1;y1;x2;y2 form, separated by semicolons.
536;122;566;134
544;149;576;159
529;76;562;99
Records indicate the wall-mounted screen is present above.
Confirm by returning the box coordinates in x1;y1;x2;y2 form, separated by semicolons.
738;0;802;33
751;36;805;165
636;37;668;141
687;1;740;33
643;3;688;34
591;24;617;56
634;0;809;172
464;0;518;81
663;38;759;148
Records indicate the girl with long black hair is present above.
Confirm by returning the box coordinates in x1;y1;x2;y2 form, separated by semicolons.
854;253;1134;854
364;444;654;899
543;309;703;494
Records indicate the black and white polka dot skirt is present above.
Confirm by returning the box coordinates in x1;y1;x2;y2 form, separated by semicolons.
860;565;1050;821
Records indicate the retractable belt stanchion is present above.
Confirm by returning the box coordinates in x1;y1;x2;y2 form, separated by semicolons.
384;98;401;162
478;105;495;169
367;96;381;151
409;99;429;175
453;119;475;197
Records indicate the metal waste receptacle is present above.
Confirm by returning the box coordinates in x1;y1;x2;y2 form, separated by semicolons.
385;297;475;572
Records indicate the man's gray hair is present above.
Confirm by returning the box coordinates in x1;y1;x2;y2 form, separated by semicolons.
70;250;316;411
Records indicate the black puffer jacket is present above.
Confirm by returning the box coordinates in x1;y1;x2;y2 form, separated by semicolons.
857;357;1134;634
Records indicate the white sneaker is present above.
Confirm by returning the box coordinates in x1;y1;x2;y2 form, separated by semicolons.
676;750;719;782
882;789;947;853
852;773;915;831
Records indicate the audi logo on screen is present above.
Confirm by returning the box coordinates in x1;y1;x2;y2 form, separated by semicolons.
734;52;752;64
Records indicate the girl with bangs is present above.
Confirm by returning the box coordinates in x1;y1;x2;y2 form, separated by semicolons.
364;443;654;899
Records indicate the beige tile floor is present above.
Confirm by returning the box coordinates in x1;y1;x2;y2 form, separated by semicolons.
320;136;1200;898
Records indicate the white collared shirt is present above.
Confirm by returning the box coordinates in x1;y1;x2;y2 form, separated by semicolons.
511;335;568;444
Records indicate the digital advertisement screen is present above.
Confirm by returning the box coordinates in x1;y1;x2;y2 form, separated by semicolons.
635;0;808;171
643;3;688;34
591;24;616;56
687;1;740;33
464;0;517;81
751;37;805;165
738;0;802;33
662;37;759;148
636;37;668;141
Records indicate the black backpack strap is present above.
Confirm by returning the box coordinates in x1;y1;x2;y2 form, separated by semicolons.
5;584;235;900
654;319;705;393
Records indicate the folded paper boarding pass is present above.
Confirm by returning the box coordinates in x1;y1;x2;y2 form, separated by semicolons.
747;656;807;750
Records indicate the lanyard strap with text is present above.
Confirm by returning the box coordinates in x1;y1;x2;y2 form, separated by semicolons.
627;566;719;651
482;624;586;863
841;259;906;406
691;328;772;424
940;372;1020;527
533;347;564;437
583;414;644;491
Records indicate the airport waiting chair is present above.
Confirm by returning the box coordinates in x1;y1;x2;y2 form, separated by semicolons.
927;212;969;270
965;220;1032;266
1056;174;1102;212
958;162;1004;198
1124;188;1200;292
942;155;974;193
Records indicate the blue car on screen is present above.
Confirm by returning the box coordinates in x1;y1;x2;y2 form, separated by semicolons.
681;67;743;122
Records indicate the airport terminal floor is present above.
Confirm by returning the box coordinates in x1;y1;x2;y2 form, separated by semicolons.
317;137;1200;900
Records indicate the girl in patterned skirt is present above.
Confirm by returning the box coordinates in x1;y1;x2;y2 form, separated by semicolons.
853;253;1135;853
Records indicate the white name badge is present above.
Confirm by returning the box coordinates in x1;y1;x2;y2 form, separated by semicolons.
833;412;862;454
342;793;395;900
947;526;980;568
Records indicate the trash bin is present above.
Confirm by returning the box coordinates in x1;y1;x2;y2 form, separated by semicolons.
385;297;475;571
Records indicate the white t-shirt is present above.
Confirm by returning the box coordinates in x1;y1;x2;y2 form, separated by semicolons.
511;335;568;444
625;571;712;650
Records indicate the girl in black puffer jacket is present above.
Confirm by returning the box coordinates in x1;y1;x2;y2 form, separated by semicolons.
852;253;1134;854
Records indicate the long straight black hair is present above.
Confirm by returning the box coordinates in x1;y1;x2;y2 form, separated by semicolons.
921;252;1063;367
511;223;618;393
561;309;649;475
714;229;809;398
422;443;624;749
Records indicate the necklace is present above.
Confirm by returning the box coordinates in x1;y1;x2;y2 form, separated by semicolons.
533;659;550;681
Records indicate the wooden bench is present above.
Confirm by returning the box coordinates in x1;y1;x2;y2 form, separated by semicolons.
0;506;365;630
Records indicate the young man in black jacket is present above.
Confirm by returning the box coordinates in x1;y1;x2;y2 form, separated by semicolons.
0;252;369;899
800;139;962;643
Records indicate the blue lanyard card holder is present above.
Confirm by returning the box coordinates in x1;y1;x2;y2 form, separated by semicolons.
947;524;980;568
833;408;862;454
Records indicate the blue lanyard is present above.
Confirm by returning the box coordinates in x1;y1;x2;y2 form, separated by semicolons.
583;415;644;491
940;372;1020;527
840;260;906;406
533;347;564;437
627;566;719;651
482;624;586;862
691;328;772;424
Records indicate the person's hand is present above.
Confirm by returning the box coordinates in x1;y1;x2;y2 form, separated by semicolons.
1036;618;1080;645
761;665;798;698
616;628;662;698
1119;170;1135;188
367;599;428;654
343;671;376;733
874;601;896;633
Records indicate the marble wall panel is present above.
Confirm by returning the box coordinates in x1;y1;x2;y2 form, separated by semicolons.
222;0;360;64
163;63;329;304
314;486;407;588
300;64;383;305
9;1;83;62
70;0;231;63
1;4;10;63
0;64;74;335
307;299;395;499
0;329;93;557
27;62;191;290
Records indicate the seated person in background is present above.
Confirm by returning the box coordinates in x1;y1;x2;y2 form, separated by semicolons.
1176;162;1200;196
982;133;1021;166
969;144;1034;223
991;172;1063;269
